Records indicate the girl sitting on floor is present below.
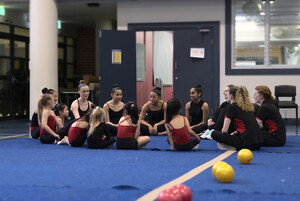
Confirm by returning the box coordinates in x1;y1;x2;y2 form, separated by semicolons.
165;98;200;151
54;103;69;130
39;94;63;144
116;101;150;149
67;111;92;147
87;106;116;149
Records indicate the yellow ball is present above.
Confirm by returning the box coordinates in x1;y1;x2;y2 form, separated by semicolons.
211;161;229;178
215;164;235;183
237;149;253;164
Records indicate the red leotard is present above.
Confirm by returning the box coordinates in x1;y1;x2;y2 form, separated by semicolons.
40;114;56;136
68;119;87;143
167;116;191;145
117;117;137;139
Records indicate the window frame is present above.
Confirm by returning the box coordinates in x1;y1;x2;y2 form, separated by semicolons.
225;0;300;75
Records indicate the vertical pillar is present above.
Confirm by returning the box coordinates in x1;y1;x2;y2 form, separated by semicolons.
29;0;58;117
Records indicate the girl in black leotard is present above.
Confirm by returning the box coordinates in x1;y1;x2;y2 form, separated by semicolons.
185;84;209;134
139;87;167;135
254;85;286;146
103;84;124;136
70;80;93;120
211;86;263;151
87;106;116;149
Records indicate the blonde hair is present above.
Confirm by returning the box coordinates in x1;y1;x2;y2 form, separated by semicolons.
38;94;53;123
236;86;254;112
88;106;105;137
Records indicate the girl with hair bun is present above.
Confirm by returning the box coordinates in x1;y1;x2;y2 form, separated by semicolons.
103;84;125;136
116;101;150;149
165;98;200;151
211;86;263;151
185;84;209;134
70;80;93;120
30;87;58;139
39;94;64;144
87;106;116;149
139;87;167;135
254;85;286;146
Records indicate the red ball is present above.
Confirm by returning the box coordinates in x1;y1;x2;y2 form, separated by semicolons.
157;188;182;201
171;184;192;201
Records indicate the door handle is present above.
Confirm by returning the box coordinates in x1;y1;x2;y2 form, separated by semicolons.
175;62;178;71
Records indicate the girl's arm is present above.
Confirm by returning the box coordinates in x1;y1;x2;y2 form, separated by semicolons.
185;117;200;141
139;103;151;127
221;117;231;134
55;116;64;130
256;118;263;129
185;102;191;122
42;110;60;140
70;100;80;119
103;103;118;127
134;120;141;139
165;123;175;150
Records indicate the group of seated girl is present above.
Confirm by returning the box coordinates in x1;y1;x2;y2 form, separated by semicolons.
30;80;286;151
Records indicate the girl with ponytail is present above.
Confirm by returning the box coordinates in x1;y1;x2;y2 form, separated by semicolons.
254;85;286;146
116;101;150;149
87;107;116;149
211;86;263;151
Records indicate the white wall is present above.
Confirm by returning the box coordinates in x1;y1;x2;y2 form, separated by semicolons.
117;0;300;119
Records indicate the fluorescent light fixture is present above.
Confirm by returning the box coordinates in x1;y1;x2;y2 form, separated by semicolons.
57;20;61;29
0;7;5;16
261;12;265;15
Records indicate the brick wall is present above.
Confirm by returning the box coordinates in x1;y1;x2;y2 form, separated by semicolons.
76;27;95;75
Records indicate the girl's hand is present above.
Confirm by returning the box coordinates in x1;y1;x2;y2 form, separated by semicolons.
230;131;239;136
153;124;158;134
148;125;154;134
55;134;60;141
208;119;215;126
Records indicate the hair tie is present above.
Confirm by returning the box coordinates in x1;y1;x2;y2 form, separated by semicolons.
131;104;135;107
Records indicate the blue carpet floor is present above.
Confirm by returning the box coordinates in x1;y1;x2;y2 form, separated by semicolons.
0;136;299;201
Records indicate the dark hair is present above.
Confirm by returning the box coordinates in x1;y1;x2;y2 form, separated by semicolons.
78;80;88;91
166;98;182;123
192;84;202;97
111;84;122;94
42;87;56;95
151;87;161;97
54;103;67;116
81;110;93;122
229;85;238;99
124;101;138;124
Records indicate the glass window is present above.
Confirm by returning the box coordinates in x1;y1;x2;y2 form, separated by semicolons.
58;48;64;60
136;31;145;82
58;36;64;43
0;39;10;56
67;38;73;45
229;0;300;72
14;41;26;58
14;27;29;37
0;24;10;33
67;47;73;63
270;0;300;65
0;58;10;76
233;0;265;67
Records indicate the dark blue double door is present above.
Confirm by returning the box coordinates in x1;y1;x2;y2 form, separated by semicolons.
98;24;219;113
